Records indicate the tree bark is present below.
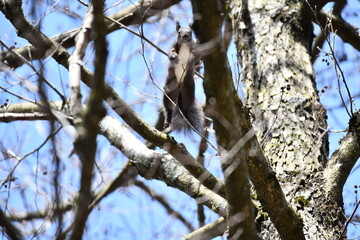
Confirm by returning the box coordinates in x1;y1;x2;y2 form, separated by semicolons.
1;0;359;239
229;0;345;239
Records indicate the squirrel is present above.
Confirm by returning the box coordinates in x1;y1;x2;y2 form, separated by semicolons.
162;22;204;133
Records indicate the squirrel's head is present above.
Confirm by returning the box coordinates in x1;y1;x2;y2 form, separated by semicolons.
176;22;193;43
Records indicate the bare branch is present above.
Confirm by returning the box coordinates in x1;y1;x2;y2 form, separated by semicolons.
7;204;73;222
68;6;93;117
340;199;360;239
0;40;67;105
90;163;138;208
307;2;354;117
0;103;224;226
0;101;71;122
311;0;347;63
312;10;360;53
134;180;195;232
7;164;137;240
58;163;138;240
70;1;107;239
0;102;225;204
0;0;61;64
0;112;49;122
99;116;229;217
0;209;23;240
325;111;360;203
1;0;224;198
105;15;168;56
0;126;62;188
182;213;252;240
182;217;226;240
68;4;96;240
0;85;37;104
0;0;181;69
191;1;257;238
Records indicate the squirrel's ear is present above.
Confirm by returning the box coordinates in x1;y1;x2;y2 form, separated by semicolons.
176;21;181;31
189;22;193;30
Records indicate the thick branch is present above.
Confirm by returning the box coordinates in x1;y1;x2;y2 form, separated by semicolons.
0;102;71;123
0;101;225;202
2;112;229;226
0;112;49;122
0;0;56;62
325;111;360;203
99;116;228;217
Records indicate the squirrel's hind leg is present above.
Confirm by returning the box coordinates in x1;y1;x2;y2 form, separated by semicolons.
163;108;172;129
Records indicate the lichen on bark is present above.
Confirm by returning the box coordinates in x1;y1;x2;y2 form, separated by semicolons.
228;0;344;239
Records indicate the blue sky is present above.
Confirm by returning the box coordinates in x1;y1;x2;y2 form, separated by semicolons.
0;0;359;239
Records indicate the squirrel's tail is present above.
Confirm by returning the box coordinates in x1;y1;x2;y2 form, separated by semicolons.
170;102;204;134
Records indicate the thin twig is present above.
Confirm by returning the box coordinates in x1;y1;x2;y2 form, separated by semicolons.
0;126;62;188
0;85;37;104
105;15;168;56
340;199;360;239
0;40;67;107
134;179;195;232
105;15;204;80
306;1;354;117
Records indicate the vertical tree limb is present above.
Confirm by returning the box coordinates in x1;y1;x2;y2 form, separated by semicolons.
69;6;93;118
70;0;107;239
0;209;23;240
190;1;258;239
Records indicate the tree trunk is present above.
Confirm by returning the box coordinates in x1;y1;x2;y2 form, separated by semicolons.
228;0;345;239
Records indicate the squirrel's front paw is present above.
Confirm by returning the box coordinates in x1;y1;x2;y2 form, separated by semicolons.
169;53;179;63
